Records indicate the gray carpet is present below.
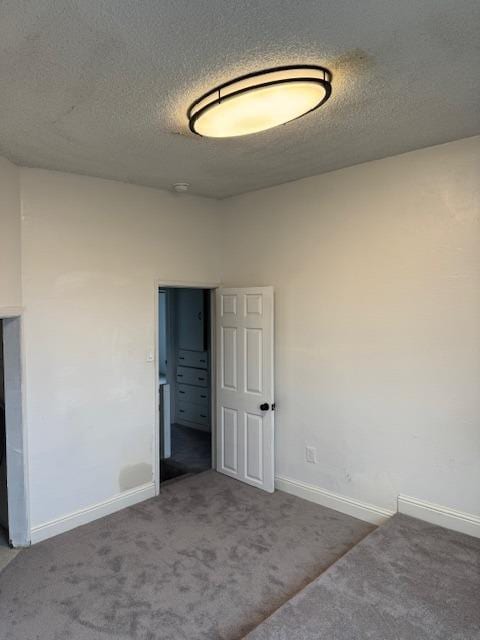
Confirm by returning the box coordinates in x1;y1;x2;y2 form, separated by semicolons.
0;470;373;640
244;513;480;640
0;527;18;574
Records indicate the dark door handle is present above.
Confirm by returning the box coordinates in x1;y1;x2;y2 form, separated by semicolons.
260;403;270;411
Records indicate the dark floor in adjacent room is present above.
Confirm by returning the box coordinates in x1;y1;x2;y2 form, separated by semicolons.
160;423;211;482
0;471;373;640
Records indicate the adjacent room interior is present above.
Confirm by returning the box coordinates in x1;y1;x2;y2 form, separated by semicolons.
159;287;213;483
0;2;479;639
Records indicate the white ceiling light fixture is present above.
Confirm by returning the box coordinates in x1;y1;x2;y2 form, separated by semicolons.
188;65;332;138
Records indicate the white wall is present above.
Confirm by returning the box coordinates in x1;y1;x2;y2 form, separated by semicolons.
20;170;221;528
4;135;479;539
221;136;480;518
0;157;21;311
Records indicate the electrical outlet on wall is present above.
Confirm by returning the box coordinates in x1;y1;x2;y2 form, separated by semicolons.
305;446;317;464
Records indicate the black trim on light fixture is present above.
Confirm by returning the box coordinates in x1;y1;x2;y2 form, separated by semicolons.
187;64;332;137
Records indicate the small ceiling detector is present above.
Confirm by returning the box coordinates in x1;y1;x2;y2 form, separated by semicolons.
173;182;190;193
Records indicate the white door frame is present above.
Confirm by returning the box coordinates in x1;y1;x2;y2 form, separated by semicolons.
153;280;220;494
0;308;30;547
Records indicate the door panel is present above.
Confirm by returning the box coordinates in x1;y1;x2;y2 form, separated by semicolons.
221;327;237;390
245;294;263;315
221;294;237;316
222;407;238;472
245;328;262;394
245;413;263;482
216;287;274;492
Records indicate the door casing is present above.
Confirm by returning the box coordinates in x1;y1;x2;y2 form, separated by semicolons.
0;310;30;547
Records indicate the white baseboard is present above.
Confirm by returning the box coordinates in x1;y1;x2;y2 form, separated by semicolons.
30;482;156;544
275;475;393;526
398;494;480;539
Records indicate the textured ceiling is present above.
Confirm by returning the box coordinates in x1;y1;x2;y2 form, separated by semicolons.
0;1;479;198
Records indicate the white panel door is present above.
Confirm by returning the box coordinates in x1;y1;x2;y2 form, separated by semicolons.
216;287;274;492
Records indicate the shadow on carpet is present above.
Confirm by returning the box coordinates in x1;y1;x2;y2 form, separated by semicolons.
0;470;373;640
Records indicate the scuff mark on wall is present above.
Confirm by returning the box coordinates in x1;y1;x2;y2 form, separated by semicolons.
119;463;152;492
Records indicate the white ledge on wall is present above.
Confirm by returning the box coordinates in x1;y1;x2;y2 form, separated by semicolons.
0;306;23;318
30;482;156;545
398;494;480;539
275;475;394;526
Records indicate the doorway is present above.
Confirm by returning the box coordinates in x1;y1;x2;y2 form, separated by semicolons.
158;287;213;484
0;315;29;548
0;320;8;545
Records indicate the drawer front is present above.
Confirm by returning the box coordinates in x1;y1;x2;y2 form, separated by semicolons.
177;384;209;407
178;350;208;369
177;401;209;426
176;366;208;387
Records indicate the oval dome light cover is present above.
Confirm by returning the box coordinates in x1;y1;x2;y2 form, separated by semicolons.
188;65;332;138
